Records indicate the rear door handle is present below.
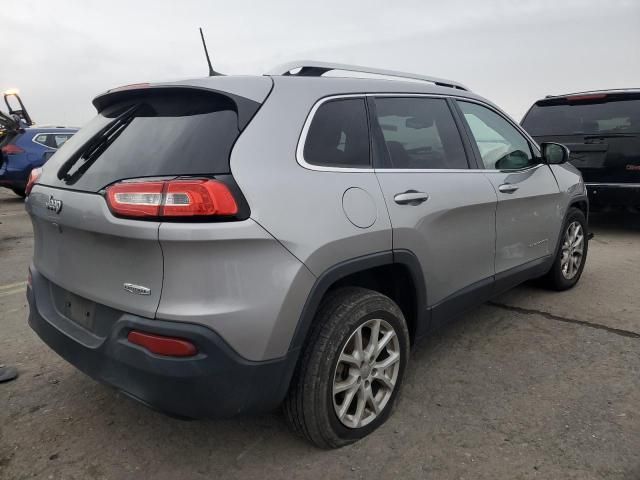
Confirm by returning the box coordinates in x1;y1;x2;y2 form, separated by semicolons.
498;184;519;194
394;191;429;205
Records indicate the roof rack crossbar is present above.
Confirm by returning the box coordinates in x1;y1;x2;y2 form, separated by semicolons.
267;61;469;91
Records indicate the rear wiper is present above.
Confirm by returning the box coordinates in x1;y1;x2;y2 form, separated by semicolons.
57;104;140;182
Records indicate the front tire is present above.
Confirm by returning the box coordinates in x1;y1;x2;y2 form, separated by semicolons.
284;287;410;449
542;207;588;291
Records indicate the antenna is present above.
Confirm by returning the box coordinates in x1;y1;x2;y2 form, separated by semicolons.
199;27;222;76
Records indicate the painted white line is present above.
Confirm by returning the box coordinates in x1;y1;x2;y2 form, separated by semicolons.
0;287;25;298
0;281;27;291
0;211;26;217
1;307;23;315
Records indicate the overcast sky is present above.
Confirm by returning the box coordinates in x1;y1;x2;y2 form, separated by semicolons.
1;0;638;126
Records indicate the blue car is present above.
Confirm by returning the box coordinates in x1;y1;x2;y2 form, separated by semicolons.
0;117;77;197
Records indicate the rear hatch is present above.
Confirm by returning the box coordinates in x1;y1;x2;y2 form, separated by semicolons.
522;92;640;184
0;110;19;169
28;81;270;319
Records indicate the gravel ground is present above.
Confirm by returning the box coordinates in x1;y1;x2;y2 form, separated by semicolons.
1;189;639;480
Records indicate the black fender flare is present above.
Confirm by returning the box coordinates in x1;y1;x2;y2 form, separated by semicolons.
287;249;427;353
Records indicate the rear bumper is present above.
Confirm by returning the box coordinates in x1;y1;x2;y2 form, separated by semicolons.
586;183;640;208
0;171;27;188
0;158;29;188
27;268;297;418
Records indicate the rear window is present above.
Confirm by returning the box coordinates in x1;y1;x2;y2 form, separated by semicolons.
39;89;257;192
522;96;640;136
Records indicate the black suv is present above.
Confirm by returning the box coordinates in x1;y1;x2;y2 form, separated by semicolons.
522;89;640;210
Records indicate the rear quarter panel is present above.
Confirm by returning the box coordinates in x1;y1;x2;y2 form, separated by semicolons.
156;219;315;361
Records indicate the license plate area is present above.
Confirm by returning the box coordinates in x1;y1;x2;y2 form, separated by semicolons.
47;280;123;340
58;289;96;332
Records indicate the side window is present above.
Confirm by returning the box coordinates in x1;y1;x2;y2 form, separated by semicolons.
33;134;59;149
33;134;48;146
54;134;71;148
373;97;468;169
458;101;536;170
303;98;370;168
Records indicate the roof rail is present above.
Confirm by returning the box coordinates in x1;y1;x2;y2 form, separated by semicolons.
267;60;469;91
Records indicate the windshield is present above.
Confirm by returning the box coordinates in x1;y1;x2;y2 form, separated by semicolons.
522;97;640;136
39;89;254;192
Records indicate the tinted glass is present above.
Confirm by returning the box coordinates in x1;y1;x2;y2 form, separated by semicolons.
39;90;248;192
303;98;370;168
374;97;468;169
522;98;640;136
459;101;535;170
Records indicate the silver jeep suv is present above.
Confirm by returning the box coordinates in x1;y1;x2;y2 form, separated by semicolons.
25;61;589;448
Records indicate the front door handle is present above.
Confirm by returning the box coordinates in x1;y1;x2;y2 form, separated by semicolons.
394;191;429;205
498;183;519;194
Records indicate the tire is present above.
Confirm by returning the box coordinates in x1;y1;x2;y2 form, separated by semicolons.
541;207;588;291
284;287;410;449
11;188;26;198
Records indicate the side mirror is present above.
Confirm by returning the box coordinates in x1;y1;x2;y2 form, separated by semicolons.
541;142;570;164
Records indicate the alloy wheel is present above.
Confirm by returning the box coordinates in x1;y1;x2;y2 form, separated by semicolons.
332;318;401;429
560;220;584;280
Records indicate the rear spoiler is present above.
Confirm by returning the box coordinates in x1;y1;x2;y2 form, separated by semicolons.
91;84;263;130
537;90;640;106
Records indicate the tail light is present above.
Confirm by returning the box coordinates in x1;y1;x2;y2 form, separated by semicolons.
127;330;198;357
25;167;42;196
106;181;164;218
105;178;238;219
1;144;24;155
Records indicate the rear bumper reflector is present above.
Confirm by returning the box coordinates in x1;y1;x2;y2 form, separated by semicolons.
127;330;197;357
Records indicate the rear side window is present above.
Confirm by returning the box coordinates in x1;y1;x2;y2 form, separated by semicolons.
53;134;72;148
522;97;640;136
33;133;72;149
373;97;468;169
458;101;535;170
33;134;51;147
39;90;256;192
303;98;370;168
